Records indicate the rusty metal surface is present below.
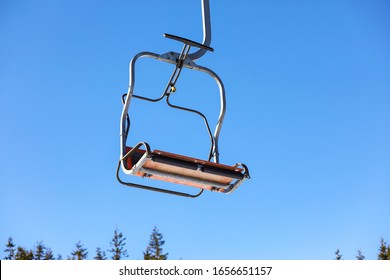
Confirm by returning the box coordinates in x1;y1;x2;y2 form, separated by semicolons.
125;147;242;191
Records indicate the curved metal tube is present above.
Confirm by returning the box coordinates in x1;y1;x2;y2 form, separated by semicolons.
188;0;212;61
196;65;226;163
116;161;203;198
120;51;161;168
166;93;215;161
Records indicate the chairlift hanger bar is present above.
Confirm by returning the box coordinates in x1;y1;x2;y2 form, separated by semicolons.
179;0;212;61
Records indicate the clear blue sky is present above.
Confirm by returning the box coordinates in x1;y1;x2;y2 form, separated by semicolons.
1;0;389;260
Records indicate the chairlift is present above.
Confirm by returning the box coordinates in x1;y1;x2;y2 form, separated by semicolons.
116;0;250;197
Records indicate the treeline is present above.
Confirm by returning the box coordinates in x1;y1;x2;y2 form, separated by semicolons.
3;231;390;260
3;226;167;260
334;238;390;260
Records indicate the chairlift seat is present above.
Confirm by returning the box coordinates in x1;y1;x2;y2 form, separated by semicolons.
123;146;248;194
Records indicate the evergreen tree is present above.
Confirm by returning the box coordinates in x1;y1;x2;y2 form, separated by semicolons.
335;249;342;260
355;249;365;260
15;246;34;260
388;246;390;260
44;248;55;260
94;247;107;260
69;241;88;260
143;248;152;260
4;237;16;260
109;228;128;260
143;226;168;260
34;241;46;260
378;238;389;260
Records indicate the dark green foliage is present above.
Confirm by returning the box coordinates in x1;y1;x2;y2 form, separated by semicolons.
15;246;34;260
44;248;55;260
69;241;88;260
34;241;46;260
335;249;342;260
109;228;128;260
378;238;390;260
143;226;168;260
355;249;365;260
94;247;107;260
4;234;390;260
4;237;16;260
332;239;390;260
4;238;54;260
143;248;152;260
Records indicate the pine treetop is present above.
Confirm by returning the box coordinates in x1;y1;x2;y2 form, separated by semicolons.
143;226;168;260
4;237;16;260
69;241;88;260
109;228;128;260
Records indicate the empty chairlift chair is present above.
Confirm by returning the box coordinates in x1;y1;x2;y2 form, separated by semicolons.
116;0;250;197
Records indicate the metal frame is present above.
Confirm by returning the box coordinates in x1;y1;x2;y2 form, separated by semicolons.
117;0;249;197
